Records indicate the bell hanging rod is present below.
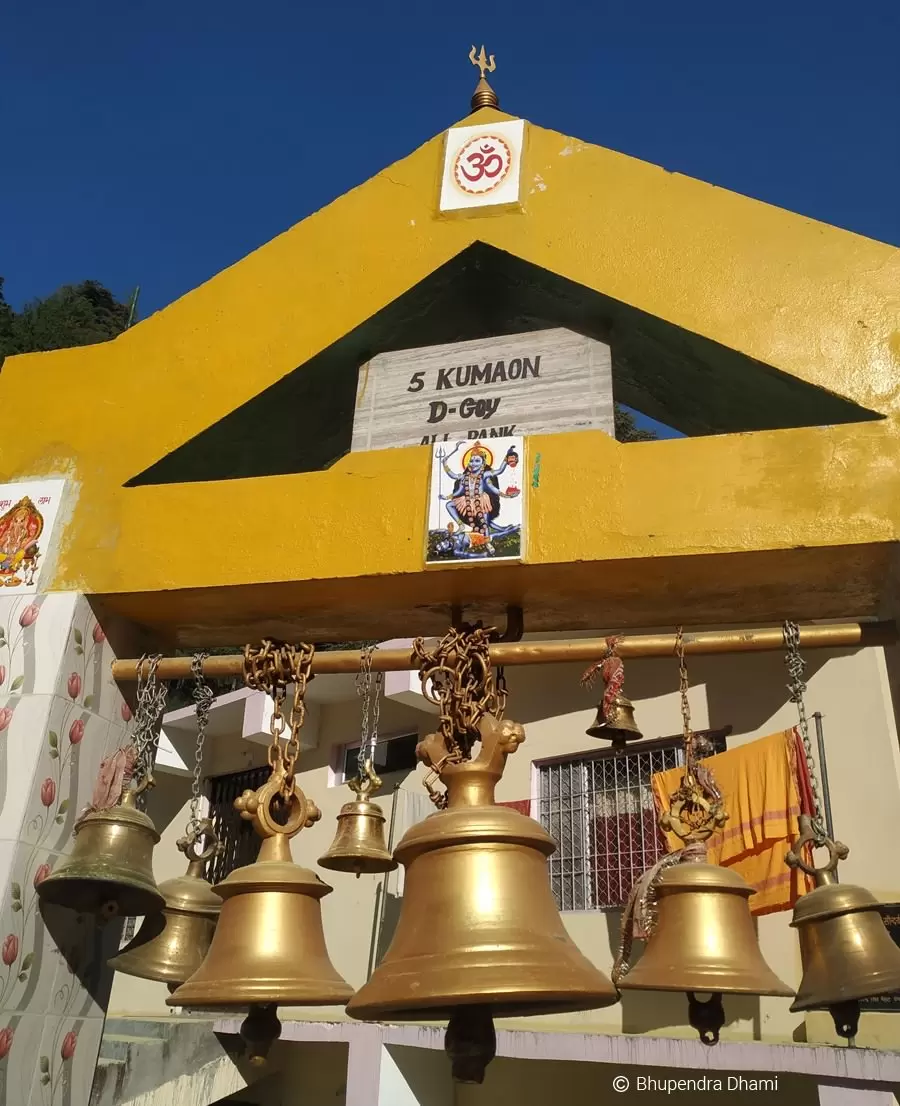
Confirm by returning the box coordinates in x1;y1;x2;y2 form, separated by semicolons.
111;620;896;683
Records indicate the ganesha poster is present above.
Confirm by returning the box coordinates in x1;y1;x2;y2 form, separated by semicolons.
426;437;524;565
0;480;66;594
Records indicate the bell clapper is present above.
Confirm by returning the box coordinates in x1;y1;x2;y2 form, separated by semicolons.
445;1006;497;1084
687;993;725;1046
241;1003;282;1067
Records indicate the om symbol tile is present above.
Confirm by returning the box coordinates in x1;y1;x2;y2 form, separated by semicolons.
440;119;525;213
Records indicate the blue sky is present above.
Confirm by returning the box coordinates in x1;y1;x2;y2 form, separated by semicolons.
3;0;898;325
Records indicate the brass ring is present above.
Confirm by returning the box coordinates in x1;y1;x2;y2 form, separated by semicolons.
785;816;849;877
180;819;221;863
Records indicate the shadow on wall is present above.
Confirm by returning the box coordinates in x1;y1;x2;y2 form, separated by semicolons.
369;884;403;977
500;649;831;738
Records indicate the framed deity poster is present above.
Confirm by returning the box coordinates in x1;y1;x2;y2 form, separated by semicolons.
0;480;66;594
425;436;524;565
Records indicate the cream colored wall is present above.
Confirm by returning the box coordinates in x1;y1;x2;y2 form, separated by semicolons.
108;644;900;1050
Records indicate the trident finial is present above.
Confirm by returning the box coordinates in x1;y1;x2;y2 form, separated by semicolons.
468;45;499;112
469;45;496;80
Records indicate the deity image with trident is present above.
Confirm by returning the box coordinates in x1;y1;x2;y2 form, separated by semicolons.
435;443;520;556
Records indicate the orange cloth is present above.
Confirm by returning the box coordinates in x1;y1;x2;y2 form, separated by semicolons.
651;729;813;915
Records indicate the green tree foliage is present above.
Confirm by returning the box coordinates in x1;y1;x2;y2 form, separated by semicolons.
0;278;130;364
615;404;657;442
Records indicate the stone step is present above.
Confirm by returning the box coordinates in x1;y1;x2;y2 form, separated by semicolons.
99;1034;166;1062
89;1058;126;1106
102;1016;215;1040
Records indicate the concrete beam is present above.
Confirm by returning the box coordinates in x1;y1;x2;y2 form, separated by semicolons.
213;1018;900;1088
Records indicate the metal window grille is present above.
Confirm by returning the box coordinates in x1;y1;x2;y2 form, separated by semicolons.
205;765;271;885
538;732;728;911
118;916;137;949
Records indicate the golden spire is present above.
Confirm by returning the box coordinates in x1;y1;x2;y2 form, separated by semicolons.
469;45;499;112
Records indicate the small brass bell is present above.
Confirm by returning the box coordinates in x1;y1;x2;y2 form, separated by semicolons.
318;763;398;878
168;769;353;1019
583;639;643;748
787;818;900;1040
586;693;643;747
347;715;619;1082
108;825;222;990
38;788;164;921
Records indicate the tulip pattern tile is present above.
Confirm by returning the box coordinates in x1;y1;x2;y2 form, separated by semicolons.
0;592;136;1105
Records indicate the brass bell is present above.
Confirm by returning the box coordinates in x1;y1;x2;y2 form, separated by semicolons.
168;770;353;1019
586;693;643;746
617;860;794;1041
318;764;398;878
787;820;900;1040
108;829;221;990
37;787;164;921
347;715;619;1083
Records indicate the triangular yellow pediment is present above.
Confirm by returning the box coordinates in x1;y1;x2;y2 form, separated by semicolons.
1;105;898;637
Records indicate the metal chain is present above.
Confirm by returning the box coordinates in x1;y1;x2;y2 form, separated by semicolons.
243;640;314;796
283;644;314;777
413;625;505;761
132;654;168;788
356;643;383;778
783;621;828;843
674;628;695;771
186;652;213;839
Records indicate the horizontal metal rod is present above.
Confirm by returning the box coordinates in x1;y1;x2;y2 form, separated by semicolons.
111;621;897;682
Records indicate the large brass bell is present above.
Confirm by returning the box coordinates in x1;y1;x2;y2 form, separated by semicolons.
108;823;221;990
617;778;793;1043
318;762;398;878
168;768;353;1059
787;817;900;1040
617;860;794;1038
586;693;643;746
37;787;164;921
347;714;619;1082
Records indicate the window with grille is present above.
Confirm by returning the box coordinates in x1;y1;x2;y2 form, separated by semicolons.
335;732;419;785
538;730;729;911
205;765;271;885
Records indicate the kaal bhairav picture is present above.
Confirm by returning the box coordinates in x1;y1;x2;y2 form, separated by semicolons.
425;436;524;564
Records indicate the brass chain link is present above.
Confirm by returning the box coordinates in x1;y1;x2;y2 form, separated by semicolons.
412;625;506;762
675;627;695;775
133;654;168;791
243;640;315;796
356;643;383;780
783;620;828;845
186;652;213;841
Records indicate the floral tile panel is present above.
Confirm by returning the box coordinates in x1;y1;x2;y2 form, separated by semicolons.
0;695;55;845
0;1010;45;1106
25;1012;103;1106
18;701;111;853
56;598;133;726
